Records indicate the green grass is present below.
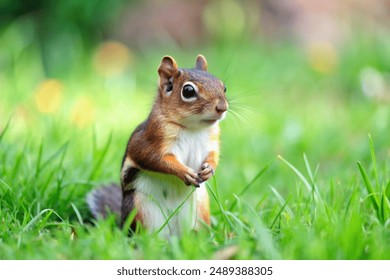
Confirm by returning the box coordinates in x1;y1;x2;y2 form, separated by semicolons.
1;24;390;259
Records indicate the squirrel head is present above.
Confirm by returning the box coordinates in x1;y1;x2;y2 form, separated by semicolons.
157;54;228;129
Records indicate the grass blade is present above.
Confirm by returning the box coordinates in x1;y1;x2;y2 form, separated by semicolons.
122;208;139;235
40;142;69;174
385;180;390;200
22;209;64;232
35;140;44;178
207;177;237;234
270;199;289;229
153;187;196;237
0;115;12;144
380;193;388;223
148;194;171;233
0;178;14;193
71;203;84;226
243;202;280;259
357;161;381;222
303;153;320;189
368;134;379;189
88;132;112;181
278;155;318;202
229;161;272;211
270;186;294;217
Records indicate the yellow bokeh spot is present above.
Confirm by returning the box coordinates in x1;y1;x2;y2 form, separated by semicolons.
35;79;63;113
307;41;338;74
93;41;132;77
71;97;96;129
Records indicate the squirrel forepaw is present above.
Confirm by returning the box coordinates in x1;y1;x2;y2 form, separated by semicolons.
183;168;203;187
198;163;214;182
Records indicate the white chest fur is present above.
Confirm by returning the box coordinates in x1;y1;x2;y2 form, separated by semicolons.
170;128;212;170
133;126;216;238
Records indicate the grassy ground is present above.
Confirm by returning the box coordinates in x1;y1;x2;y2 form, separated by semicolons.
1;27;390;259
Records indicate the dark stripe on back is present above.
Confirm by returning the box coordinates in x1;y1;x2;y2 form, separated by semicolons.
122;167;140;187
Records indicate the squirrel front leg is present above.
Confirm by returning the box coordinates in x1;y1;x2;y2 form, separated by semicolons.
124;121;204;187
125;149;203;187
198;151;219;182
158;153;203;186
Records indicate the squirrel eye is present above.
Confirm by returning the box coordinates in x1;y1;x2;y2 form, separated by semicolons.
183;85;196;98
181;82;198;102
224;85;227;93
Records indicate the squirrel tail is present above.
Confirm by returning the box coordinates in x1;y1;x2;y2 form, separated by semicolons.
86;184;122;219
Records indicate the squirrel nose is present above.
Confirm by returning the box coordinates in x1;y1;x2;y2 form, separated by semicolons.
216;100;228;113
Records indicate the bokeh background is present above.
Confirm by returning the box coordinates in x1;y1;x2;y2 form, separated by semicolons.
1;0;390;259
2;0;390;181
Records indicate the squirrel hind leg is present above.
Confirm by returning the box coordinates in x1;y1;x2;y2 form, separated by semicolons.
196;186;210;227
87;184;122;220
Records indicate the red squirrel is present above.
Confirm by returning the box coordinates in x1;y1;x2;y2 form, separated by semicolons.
87;54;228;238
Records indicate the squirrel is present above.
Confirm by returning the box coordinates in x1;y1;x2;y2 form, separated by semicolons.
87;54;228;238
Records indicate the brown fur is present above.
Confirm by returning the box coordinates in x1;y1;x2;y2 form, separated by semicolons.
203;151;219;171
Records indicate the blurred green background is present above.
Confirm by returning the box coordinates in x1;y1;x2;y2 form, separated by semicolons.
1;0;390;259
2;0;390;184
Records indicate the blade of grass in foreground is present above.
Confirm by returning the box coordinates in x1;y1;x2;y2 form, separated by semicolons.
357;135;384;223
243;202;280;259
368;134;380;190
22;209;64;232
71;203;84;226
357;161;382;223
152;187;196;237
380;188;390;224
207;176;237;234
229;162;272;211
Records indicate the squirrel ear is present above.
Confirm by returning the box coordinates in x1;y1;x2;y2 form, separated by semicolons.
195;54;208;71
158;55;179;81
